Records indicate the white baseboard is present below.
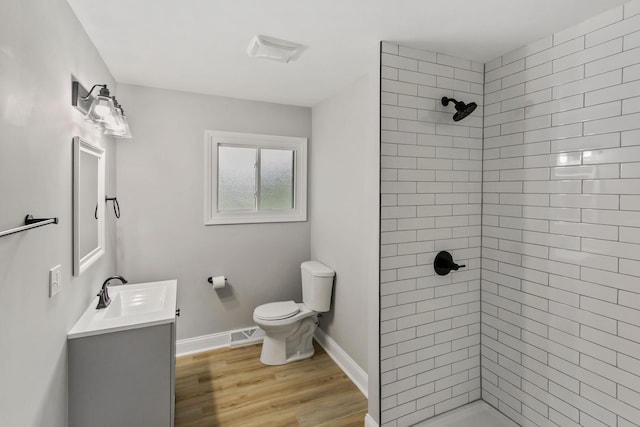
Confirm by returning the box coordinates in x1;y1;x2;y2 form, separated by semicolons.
176;331;230;356
314;328;368;398
364;413;379;427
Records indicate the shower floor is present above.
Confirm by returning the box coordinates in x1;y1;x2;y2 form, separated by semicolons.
414;401;517;427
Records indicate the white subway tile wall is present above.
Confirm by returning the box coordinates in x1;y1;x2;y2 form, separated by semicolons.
482;2;640;426
380;42;484;426
381;2;640;426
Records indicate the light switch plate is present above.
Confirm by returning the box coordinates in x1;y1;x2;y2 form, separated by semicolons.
49;265;62;297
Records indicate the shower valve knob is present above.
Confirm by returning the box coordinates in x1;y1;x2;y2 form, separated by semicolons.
434;251;466;276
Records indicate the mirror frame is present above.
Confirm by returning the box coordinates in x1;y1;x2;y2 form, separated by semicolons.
73;136;105;276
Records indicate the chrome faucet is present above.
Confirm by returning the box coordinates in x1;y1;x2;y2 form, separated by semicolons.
96;275;128;309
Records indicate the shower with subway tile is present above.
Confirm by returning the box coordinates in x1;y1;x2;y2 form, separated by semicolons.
379;2;640;426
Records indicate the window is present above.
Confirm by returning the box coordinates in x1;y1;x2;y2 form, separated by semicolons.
205;130;307;225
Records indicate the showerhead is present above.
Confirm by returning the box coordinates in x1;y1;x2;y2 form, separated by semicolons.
441;97;477;122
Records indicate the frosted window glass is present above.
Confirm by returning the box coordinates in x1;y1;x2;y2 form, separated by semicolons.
259;149;294;210
217;146;256;211
205;130;306;225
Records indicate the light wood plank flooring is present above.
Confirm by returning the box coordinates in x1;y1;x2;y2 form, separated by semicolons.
175;341;368;427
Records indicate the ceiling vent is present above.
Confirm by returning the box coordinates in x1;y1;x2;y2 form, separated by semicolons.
247;35;305;63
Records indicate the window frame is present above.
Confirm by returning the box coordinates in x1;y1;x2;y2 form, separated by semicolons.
204;130;307;225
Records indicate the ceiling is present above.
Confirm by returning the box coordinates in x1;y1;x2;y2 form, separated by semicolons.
66;0;628;107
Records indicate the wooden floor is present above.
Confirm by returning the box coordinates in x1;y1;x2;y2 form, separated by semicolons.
175;341;368;427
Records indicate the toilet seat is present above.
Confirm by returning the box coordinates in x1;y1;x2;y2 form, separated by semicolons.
254;300;300;321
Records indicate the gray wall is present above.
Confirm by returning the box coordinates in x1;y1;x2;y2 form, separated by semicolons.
379;43;484;426
310;72;379;374
482;2;640;425
0;0;118;426
115;84;311;339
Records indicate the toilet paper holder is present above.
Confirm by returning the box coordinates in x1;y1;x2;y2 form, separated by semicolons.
207;276;227;288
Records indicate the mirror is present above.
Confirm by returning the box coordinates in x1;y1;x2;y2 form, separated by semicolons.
73;136;105;276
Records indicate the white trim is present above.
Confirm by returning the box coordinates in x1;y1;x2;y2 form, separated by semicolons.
364;413;379;427
176;331;230;357
204;130;307;225
314;328;368;398
73;136;105;277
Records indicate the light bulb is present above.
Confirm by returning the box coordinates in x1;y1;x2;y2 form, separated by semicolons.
93;103;111;117
85;86;118;127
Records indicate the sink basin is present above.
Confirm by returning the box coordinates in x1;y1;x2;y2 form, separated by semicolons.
104;285;167;319
68;280;177;339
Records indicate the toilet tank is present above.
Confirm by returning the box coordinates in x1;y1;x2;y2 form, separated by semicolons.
301;261;335;312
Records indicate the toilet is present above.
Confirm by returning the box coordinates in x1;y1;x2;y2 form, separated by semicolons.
253;261;335;365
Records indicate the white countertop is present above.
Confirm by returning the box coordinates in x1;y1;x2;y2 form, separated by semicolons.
68;280;177;339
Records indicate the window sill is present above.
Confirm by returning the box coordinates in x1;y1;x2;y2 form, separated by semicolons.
205;212;307;225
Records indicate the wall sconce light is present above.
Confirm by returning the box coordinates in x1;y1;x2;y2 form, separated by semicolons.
72;80;132;139
105;99;132;139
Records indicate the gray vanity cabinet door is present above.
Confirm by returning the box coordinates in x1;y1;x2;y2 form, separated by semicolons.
68;323;175;427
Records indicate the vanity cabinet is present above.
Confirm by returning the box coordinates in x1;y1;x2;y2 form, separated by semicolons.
67;280;178;427
68;322;176;427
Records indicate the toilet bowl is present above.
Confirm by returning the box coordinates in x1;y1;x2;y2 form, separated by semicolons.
253;261;335;365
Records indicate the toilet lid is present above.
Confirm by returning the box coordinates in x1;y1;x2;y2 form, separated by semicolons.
255;301;300;320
